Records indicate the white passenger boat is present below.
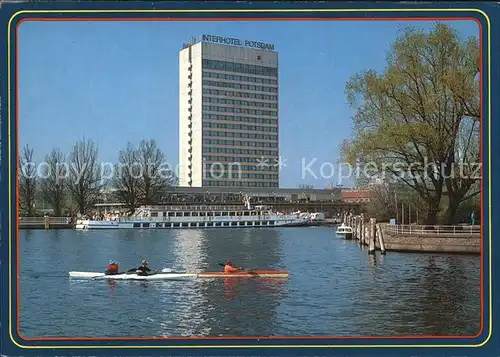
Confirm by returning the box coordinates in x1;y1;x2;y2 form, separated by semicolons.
75;198;310;230
335;223;353;239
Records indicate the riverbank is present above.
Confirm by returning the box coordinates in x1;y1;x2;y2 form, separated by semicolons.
380;223;480;254
19;217;74;230
342;214;480;254
20;224;74;230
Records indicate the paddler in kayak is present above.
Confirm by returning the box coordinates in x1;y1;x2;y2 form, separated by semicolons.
136;259;152;276
224;260;243;273
105;260;119;275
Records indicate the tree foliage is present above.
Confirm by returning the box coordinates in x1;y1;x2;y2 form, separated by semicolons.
341;23;480;224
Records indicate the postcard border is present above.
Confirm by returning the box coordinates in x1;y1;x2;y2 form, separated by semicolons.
7;7;492;350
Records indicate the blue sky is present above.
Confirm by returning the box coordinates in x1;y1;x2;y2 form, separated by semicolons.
18;20;478;188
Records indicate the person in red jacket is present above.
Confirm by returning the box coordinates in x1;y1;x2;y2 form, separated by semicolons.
105;260;119;275
224;261;242;273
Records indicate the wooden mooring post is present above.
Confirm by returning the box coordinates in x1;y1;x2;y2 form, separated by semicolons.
347;215;387;255
368;218;376;255
359;213;366;245
376;223;387;255
353;217;357;241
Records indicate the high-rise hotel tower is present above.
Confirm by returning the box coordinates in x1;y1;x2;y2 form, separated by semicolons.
179;35;279;188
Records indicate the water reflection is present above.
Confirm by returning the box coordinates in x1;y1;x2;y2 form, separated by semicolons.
50;229;62;242
106;280;117;291
155;230;211;337
188;228;285;336
23;229;34;242
19;228;480;337
416;255;479;335
171;229;206;271
192;278;286;336
223;278;239;302
156;280;208;337
198;228;282;271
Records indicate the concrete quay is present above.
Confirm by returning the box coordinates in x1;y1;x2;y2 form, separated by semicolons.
380;223;480;254
19;217;74;230
343;214;480;254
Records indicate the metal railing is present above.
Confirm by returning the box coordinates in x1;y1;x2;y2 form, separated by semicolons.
141;205;249;211
385;224;481;237
19;217;71;225
77;212;303;224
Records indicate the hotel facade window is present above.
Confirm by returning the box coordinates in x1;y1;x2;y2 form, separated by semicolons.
179;37;279;188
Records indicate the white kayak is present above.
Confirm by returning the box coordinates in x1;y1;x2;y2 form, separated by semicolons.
69;268;197;281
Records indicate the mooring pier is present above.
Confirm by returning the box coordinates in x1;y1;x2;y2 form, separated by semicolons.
341;213;480;254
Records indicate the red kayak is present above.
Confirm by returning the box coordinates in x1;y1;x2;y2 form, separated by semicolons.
198;270;289;278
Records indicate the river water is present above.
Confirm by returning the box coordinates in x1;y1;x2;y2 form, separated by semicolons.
19;227;480;338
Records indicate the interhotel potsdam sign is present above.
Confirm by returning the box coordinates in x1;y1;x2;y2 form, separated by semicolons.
201;34;275;51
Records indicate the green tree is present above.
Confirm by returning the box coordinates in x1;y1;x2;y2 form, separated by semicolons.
341;23;480;225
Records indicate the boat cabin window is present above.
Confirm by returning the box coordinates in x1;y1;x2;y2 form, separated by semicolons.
199;212;206;217
237;212;243;216
207;212;214;217
222;212;228;216
230;212;236;216
243;211;250;216
162;212;167;217
151;212;158;217
175;212;183;217
191;212;199;217
168;212;175;217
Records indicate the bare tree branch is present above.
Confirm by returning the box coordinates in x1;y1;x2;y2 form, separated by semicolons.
39;148;67;216
68;138;102;215
19;145;37;216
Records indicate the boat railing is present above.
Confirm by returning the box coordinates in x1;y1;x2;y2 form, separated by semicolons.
385;224;481;237
109;213;299;222
140;205;251;212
